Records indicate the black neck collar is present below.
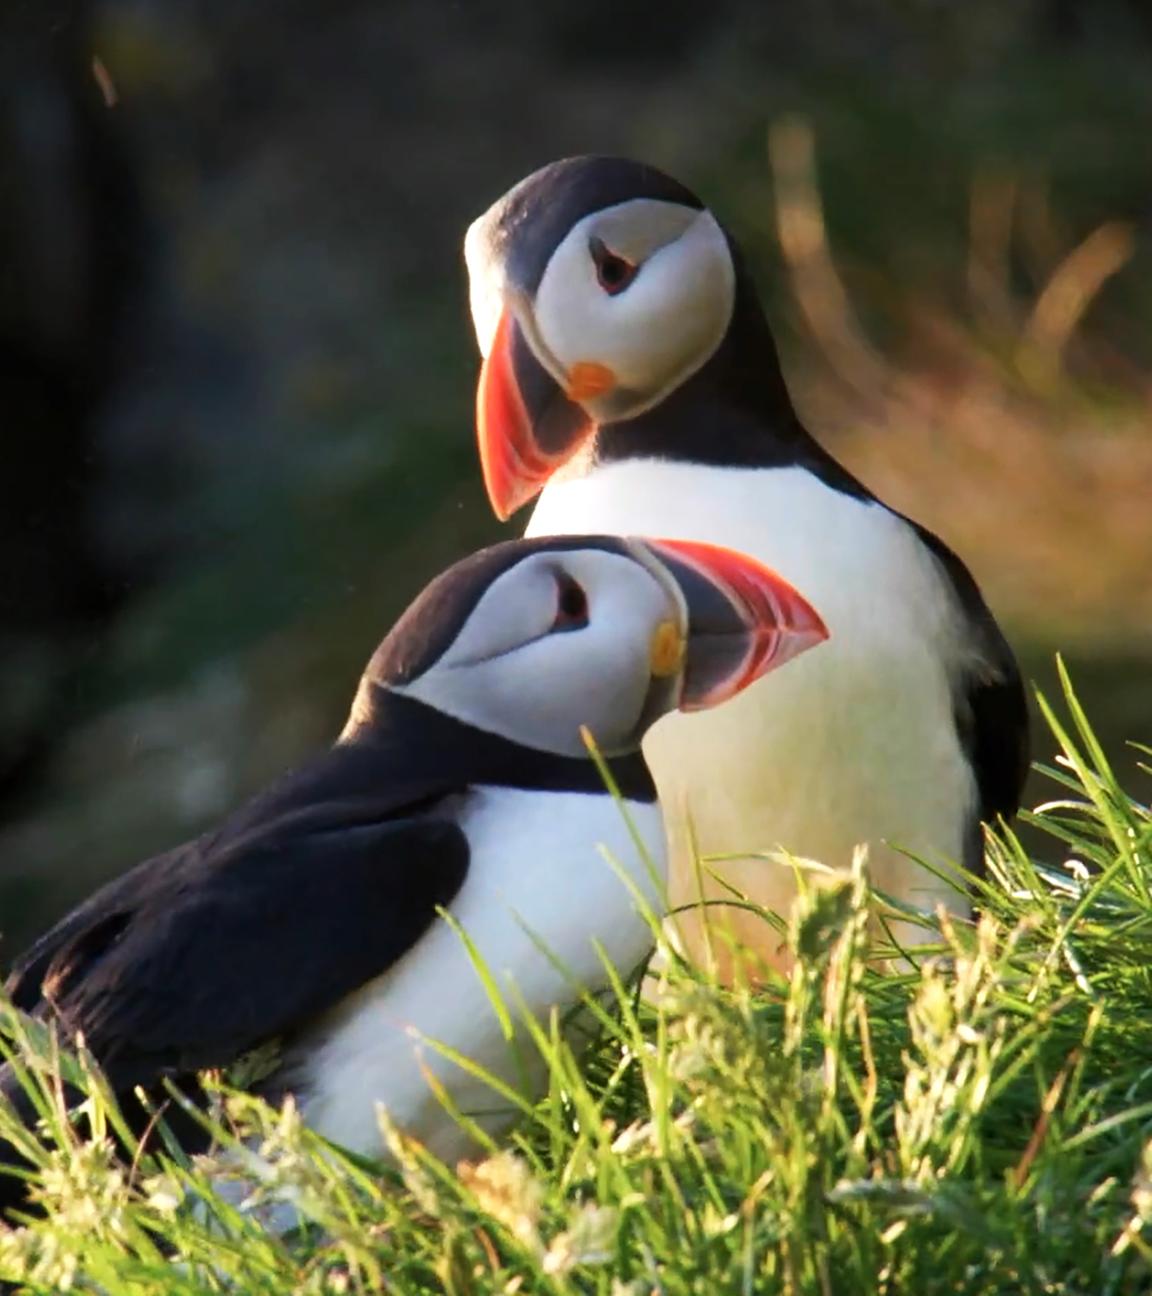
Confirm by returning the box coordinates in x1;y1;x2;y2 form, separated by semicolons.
350;688;658;802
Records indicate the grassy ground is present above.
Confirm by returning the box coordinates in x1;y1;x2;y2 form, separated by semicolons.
2;664;1152;1295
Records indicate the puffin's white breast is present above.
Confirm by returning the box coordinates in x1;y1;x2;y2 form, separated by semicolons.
294;787;664;1163
528;460;980;971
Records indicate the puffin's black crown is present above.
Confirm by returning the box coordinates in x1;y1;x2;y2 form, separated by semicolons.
478;155;705;295
366;534;635;688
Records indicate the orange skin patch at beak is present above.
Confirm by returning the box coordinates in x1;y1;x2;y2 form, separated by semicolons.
566;361;617;403
649;620;685;677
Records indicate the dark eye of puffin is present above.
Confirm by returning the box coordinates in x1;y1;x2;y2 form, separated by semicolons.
589;237;638;296
552;573;589;631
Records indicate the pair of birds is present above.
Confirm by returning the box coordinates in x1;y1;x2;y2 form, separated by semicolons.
0;156;1027;1214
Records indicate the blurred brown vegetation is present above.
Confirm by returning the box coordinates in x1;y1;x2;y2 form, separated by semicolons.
1;0;1150;956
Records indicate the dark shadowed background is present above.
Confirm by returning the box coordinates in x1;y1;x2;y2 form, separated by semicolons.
2;0;1150;958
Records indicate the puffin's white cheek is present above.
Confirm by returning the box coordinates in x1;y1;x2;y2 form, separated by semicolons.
618;235;734;388
536;284;680;398
517;645;643;741
533;253;608;373
593;273;726;396
535;225;735;407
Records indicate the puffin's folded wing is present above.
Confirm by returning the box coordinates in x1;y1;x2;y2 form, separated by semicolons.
913;522;1031;836
7;808;470;1093
960;626;1030;830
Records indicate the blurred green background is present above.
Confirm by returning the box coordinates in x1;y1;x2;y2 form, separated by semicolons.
2;0;1150;958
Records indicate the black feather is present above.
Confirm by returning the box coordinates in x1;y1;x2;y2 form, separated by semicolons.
910;522;1031;870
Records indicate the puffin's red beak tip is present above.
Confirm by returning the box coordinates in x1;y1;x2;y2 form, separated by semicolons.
645;537;828;711
476;308;539;520
476;305;599;520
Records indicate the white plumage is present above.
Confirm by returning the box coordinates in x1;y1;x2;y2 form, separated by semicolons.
295;786;664;1163
528;459;979;973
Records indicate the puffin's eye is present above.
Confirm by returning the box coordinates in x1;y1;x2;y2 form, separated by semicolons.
589;237;638;296
552;573;589;631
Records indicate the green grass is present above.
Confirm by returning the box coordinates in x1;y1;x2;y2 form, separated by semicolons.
3;661;1152;1294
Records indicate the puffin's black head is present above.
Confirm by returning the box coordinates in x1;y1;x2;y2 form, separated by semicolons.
464;156;782;520
343;535;826;760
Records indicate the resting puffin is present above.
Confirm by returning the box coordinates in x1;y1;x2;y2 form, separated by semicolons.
0;534;824;1214
464;155;1029;975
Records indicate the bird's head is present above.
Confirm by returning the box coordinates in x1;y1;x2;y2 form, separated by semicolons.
465;156;744;521
349;536;827;759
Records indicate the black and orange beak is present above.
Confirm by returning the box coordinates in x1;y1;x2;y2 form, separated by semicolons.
476;306;600;521
643;538;829;710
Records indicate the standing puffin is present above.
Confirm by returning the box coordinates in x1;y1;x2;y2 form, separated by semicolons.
0;534;824;1213
464;155;1029;975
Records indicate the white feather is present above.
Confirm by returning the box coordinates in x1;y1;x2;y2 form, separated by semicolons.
527;459;980;971
294;787;664;1164
533;203;734;409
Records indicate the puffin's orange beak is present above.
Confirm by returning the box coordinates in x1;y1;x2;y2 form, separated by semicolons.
644;537;829;710
476;307;598;521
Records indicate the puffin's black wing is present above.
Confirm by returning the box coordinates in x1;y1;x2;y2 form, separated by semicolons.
5;751;470;1094
6;844;187;1015
912;523;1031;849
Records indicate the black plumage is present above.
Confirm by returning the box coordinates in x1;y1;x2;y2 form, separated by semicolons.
908;523;1031;865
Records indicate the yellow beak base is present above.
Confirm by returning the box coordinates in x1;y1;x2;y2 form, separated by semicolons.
649;620;685;678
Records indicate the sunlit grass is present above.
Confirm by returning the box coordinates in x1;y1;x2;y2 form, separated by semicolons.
2;664;1152;1294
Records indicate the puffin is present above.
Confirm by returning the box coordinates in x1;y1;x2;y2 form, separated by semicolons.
463;155;1030;976
0;533;825;1215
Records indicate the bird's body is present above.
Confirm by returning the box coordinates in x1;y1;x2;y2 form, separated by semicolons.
1;534;823;1213
464;155;1029;973
4;720;660;1173
294;784;661;1161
